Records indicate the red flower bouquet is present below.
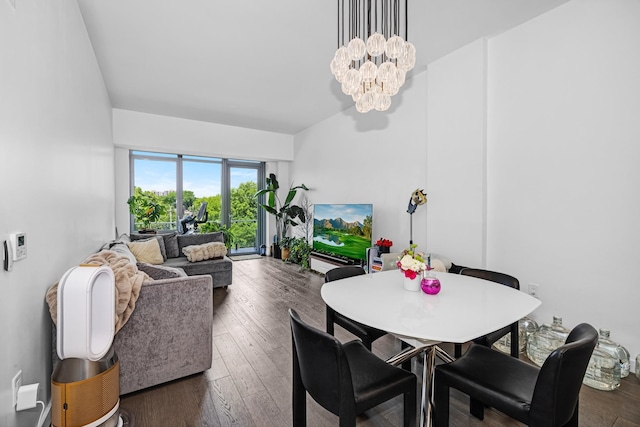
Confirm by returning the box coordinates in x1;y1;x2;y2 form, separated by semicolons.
376;238;393;248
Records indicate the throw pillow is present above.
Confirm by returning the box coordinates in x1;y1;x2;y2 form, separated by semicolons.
130;234;167;261
106;242;138;265
182;241;227;262
127;238;164;265
177;232;224;254
136;262;186;280
162;232;180;258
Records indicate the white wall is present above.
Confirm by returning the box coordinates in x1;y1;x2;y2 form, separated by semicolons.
112;109;294;234
293;0;640;371
427;39;488;268
293;73;429;254
0;0;114;425
487;0;640;368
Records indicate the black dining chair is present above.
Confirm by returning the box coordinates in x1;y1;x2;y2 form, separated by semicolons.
433;322;598;427
324;266;388;350
289;308;417;427
324;266;415;371
454;268;520;358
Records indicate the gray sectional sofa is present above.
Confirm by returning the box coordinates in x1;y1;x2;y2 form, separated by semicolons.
127;231;233;288
51;231;232;395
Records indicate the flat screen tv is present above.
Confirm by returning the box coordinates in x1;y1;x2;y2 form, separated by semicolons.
313;204;373;262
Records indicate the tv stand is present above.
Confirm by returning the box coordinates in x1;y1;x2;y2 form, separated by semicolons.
310;252;359;274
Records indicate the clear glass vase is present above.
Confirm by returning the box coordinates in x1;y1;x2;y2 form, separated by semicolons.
526;316;569;366
583;345;621;391
494;316;539;354
597;329;630;378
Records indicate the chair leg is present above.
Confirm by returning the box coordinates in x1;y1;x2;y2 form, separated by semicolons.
326;305;335;336
510;322;519;358
404;388;417;427
401;341;412;371
470;397;484;420
433;376;450;427
292;347;307;427
454;343;463;358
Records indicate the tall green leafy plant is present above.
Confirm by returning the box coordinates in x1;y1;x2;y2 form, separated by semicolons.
127;190;167;231
254;173;309;242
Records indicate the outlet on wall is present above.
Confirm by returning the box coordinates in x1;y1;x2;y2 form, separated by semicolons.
11;370;22;409
528;283;540;299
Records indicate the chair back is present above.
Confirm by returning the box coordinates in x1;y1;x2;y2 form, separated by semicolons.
289;308;354;414
459;268;520;290
530;323;598;426
324;266;366;283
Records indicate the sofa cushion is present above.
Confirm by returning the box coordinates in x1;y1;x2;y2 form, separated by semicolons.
182;241;227;262
164;256;232;276
130;234;167;261
101;237;137;265
136;262;186;280
177;232;224;254
128;238;164;265
162;232;180;258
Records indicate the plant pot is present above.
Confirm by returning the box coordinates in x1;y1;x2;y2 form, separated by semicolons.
272;245;282;259
137;229;157;234
281;248;291;261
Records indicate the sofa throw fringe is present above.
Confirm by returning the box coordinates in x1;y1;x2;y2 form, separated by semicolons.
45;250;149;334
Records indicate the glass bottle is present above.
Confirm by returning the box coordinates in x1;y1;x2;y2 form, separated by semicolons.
597;329;630;378
526;316;569;366
494;316;539;354
583;345;621;391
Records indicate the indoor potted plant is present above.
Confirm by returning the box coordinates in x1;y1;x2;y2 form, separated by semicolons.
254;173;309;259
279;236;295;261
287;237;312;269
199;221;236;250
127;192;167;233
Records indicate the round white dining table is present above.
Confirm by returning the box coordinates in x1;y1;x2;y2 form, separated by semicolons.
321;269;541;427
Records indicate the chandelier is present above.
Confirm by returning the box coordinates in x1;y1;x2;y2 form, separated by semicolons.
330;0;416;113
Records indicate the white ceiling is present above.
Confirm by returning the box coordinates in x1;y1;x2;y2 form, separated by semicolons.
77;0;570;135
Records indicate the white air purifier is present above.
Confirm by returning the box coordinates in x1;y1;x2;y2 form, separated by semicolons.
51;265;132;427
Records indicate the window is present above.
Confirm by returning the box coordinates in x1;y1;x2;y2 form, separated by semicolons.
130;151;264;254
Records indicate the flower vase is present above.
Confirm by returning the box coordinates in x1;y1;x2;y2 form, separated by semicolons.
403;275;421;292
420;270;441;295
378;246;390;255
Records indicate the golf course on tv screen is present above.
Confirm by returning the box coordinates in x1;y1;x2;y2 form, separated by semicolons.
312;204;372;262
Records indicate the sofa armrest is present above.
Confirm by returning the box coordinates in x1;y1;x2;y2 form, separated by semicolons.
114;274;213;395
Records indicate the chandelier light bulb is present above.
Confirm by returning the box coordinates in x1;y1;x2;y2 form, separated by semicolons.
347;37;367;61
366;33;386;57
377;61;396;83
334;46;350;67
382;81;400;96
385;35;405;59
330;59;347;83
341;68;362;95
397;42;416;71
360;61;378;82
375;93;392;111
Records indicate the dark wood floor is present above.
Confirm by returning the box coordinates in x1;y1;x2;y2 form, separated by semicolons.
121;257;640;426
